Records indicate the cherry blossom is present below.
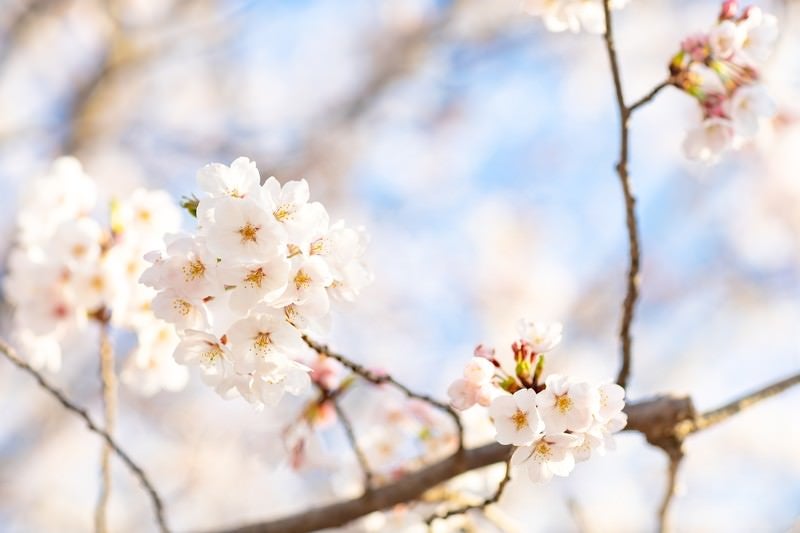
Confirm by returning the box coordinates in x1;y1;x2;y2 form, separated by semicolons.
671;2;778;163
517;319;563;353
536;374;598;433
140;156;371;407
511;433;580;483
489;389;544;446
521;0;629;34
5;157;189;397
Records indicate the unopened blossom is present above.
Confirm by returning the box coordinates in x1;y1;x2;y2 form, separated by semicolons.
518;319;563;353
536;374;598;433
448;356;497;410
512;433;580;483
489;389;544;446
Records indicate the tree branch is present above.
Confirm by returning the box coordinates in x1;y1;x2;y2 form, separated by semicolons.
210;372;800;533
303;336;465;451
677;371;800;437
0;338;170;533
628;79;674;114
424;456;512;526
330;397;374;490
205;396;691;533
601;0;640;390
657;446;684;533
95;321;118;533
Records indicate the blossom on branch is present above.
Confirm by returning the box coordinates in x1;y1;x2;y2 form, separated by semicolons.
521;0;630;34
671;1;778;163
4;157;189;394
447;321;626;484
141;157;371;409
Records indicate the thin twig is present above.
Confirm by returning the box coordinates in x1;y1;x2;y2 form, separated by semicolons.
303;336;465;451
95;321;118;533
679;371;800;436
601;0;640;390
628;79;674;114
424;457;512;526
0;338;170;533
207;390;797;533
657;448;684;533
331;399;374;489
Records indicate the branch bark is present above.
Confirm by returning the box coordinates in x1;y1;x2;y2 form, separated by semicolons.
0;338;170;533
601;0;640;390
210;373;799;533
303;336;465;451
95;322;118;533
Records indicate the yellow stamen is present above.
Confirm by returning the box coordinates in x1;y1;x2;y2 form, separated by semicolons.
244;267;266;288
182;259;206;282
173;299;192;316
556;395;572;414
511;409;528;431
254;331;272;353
294;269;312;290
238;222;259;243
273;204;294;222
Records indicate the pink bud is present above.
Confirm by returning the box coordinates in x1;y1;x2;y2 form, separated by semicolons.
720;0;738;21
473;343;495;359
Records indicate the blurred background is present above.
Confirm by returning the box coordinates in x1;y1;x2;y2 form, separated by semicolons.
0;0;798;531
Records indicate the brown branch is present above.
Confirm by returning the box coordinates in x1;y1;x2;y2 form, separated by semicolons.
0;338;170;533
95;321;118;533
601;0;640;390
330;397;374;489
424;456;512;526
657;447;684;533
211;375;800;533
677;371;800;437
205;396;691;533
303;336;465;451
628;79;674;114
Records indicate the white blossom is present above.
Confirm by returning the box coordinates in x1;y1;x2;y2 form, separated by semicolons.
536;374;598;433
709;20;743;59
682;118;735;164
738;7;778;65
517;319;563;353
197;156;262;200
204;197;284;262
151;289;209;331
489;389;544;446
121;320;189;396
728;84;775;138
521;0;629;34
511;433;580;483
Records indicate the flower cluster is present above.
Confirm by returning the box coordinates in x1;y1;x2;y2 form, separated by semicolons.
521;0;629;34
672;1;778;163
140;157;371;408
448;320;626;483
3;157;188;395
